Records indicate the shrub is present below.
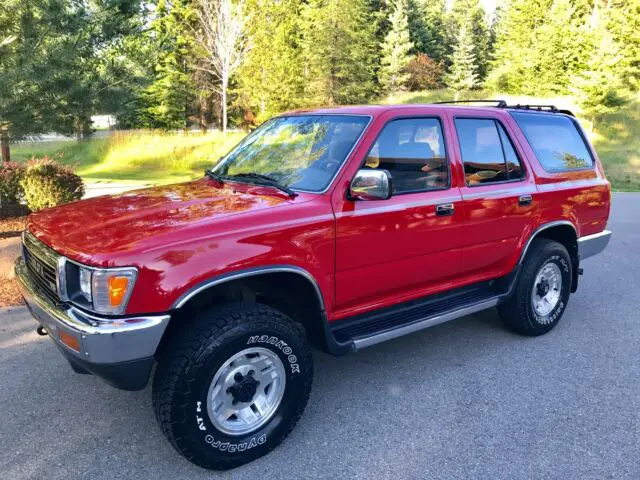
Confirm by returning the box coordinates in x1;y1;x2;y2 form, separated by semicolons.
0;162;27;218
0;162;25;205
20;158;85;212
406;54;444;91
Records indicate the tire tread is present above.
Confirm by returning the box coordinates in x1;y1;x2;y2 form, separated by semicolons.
152;303;312;470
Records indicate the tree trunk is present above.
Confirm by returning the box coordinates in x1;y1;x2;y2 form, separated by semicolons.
76;116;92;140
199;96;208;133
1;133;9;164
222;78;228;134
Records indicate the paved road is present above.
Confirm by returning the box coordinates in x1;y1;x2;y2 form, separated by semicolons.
1;193;638;480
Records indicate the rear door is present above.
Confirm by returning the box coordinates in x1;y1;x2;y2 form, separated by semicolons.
446;111;538;282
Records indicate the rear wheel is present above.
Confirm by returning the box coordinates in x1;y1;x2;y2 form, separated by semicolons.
152;303;313;470
499;239;572;336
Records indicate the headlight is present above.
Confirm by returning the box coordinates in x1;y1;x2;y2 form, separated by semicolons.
91;269;137;315
64;262;137;315
79;267;92;301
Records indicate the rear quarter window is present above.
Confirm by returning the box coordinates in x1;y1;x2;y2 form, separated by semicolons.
511;112;594;172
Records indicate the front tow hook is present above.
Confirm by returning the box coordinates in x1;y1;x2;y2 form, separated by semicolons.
36;325;48;336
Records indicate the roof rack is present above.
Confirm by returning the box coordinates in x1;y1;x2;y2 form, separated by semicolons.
432;99;508;107
505;104;575;116
505;104;557;112
431;99;575;117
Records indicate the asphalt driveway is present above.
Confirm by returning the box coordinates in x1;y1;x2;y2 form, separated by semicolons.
1;193;638;479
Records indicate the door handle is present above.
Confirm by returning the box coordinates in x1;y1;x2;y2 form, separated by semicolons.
518;194;533;206
436;203;455;216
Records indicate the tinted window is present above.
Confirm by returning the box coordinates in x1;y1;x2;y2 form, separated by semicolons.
455;118;524;185
365;118;448;194
498;123;524;179
511;113;593;172
216;115;370;192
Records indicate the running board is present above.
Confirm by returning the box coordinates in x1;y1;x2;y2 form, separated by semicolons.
352;297;498;349
329;283;507;352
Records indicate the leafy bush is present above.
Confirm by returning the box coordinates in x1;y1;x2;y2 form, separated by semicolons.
20;158;85;211
0;162;25;206
406;54;444;91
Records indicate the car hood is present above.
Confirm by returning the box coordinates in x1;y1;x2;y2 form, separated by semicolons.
28;178;298;265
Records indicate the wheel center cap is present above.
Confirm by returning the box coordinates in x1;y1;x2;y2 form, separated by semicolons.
229;375;259;403
536;279;550;297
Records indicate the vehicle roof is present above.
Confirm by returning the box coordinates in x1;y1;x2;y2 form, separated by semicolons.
281;104;571;118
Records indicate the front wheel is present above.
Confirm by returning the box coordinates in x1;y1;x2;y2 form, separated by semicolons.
152;303;313;470
499;239;572;336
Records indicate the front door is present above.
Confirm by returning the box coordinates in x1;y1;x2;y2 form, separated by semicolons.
332;115;464;319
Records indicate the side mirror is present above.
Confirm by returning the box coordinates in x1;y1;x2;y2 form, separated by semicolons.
349;169;392;201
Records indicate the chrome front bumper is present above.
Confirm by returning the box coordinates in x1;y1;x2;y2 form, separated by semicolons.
15;257;170;389
578;230;612;260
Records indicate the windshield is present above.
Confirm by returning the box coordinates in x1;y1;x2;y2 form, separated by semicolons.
214;115;370;192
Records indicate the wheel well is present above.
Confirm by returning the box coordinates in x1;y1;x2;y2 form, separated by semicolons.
530;224;579;292
157;272;328;356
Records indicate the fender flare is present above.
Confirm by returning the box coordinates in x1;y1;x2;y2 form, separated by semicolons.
171;265;326;312
517;220;578;265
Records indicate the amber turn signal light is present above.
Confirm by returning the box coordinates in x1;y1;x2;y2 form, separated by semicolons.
108;276;130;307
59;329;80;352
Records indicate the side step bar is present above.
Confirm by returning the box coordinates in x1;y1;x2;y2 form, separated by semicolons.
327;278;516;354
352;297;499;349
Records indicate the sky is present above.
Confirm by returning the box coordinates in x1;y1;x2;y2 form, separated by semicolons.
481;0;497;14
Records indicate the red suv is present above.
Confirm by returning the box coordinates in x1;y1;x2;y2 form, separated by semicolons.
16;101;611;469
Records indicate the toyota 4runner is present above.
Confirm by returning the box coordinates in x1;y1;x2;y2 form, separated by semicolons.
16;101;612;469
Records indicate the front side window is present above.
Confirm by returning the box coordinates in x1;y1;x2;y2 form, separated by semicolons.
364;118;448;194
511;112;594;172
215;115;370;192
455;118;525;186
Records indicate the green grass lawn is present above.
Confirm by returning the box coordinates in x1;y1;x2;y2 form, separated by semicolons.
12;130;245;185
10;91;639;190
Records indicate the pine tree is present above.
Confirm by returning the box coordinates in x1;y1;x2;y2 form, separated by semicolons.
487;0;554;93
469;5;490;81
301;0;378;106
0;0;141;160
607;0;640;91
445;25;479;96
415;0;449;63
380;0;414;94
237;0;305;123
449;0;490;82
570;1;627;132
533;0;584;94
143;0;196;129
405;0;426;55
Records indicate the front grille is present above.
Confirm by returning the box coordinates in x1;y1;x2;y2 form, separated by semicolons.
23;232;61;304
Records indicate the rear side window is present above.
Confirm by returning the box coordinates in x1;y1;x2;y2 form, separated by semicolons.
454;118;525;185
511;113;594;172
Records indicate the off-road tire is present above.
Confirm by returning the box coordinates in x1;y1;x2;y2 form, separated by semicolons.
152;303;313;470
499;239;572;336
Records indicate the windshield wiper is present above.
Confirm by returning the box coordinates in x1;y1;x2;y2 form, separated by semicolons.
205;168;225;184
227;173;298;198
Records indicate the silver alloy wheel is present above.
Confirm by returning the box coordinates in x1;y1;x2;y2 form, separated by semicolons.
207;347;286;436
531;262;562;319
